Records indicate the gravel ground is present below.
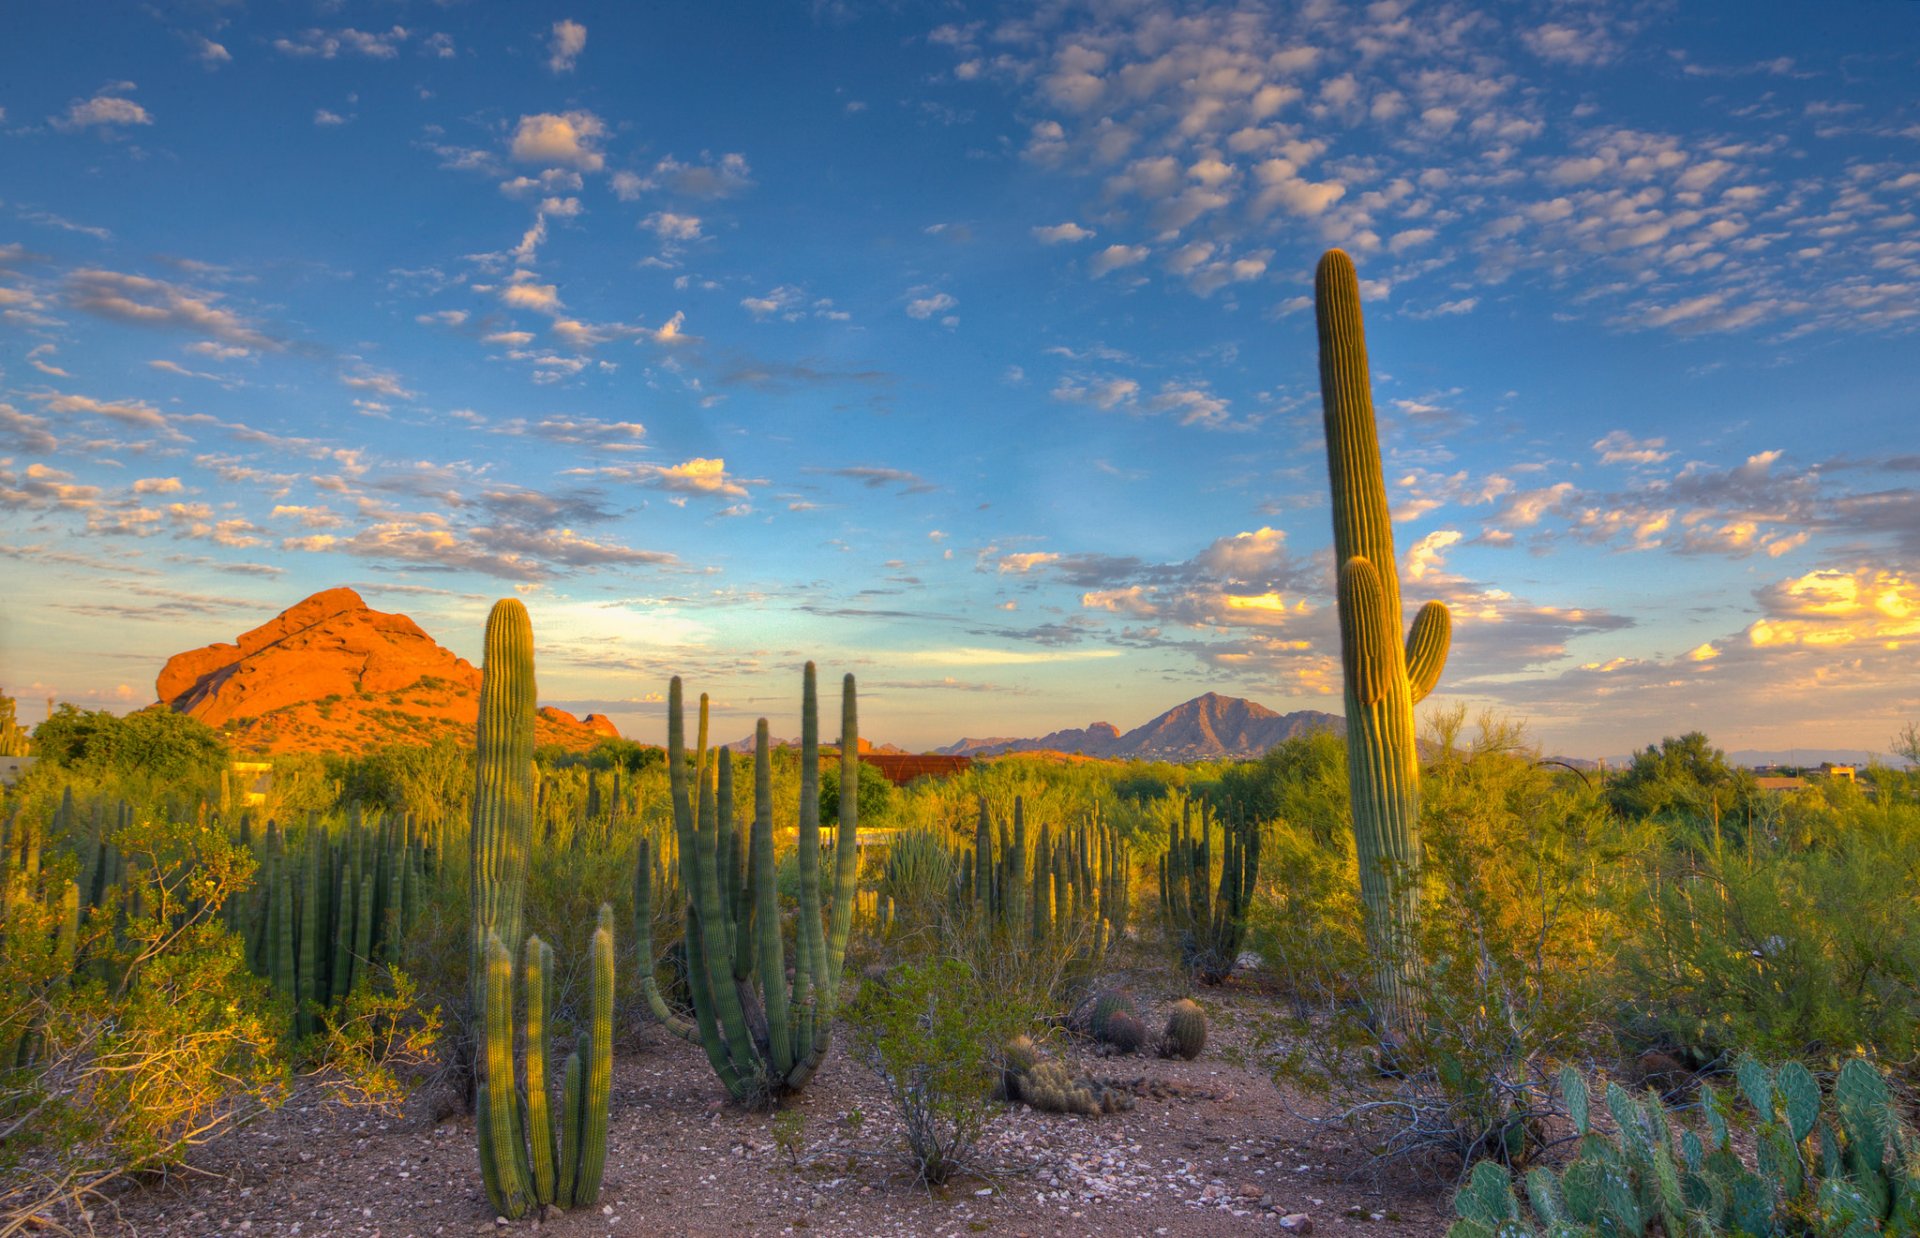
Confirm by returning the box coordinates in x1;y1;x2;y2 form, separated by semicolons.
98;980;1452;1238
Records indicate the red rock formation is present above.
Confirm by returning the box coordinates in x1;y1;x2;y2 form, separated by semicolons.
156;588;620;755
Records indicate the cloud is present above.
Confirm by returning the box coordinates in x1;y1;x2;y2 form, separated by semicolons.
1033;222;1096;244
35;392;184;441
1088;244;1149;278
499;278;563;314
575;457;760;500
510;111;608;171
194;37;231;66
65;268;278;351
1593;430;1672;466
51;85;152;132
273;27;410;59
804;466;938;495
0;403;58;454
546;20;587;73
642;211;702;241
906;292;957;320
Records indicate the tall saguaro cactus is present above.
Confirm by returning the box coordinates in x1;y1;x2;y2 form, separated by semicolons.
470;599;536;1026
1313;249;1452;1035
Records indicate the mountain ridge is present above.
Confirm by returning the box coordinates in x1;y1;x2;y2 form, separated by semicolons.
934;691;1343;762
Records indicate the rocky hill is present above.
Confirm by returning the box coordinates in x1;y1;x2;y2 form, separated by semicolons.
934;692;1342;762
157;587;619;755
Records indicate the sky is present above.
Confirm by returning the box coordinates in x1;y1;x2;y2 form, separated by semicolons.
2;1;1917;759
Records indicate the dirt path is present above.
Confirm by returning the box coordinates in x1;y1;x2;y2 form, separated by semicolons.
105;985;1451;1237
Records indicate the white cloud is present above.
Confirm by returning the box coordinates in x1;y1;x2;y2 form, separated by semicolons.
273;27;410;59
1033;222;1096;244
1088;244;1149;278
509;111;607;171
51;87;152;131
642;212;702;241
1593;431;1672;466
546;20;587;73
906;292;957;320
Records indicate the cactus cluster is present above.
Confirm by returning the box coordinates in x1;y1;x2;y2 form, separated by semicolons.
466;599;612;1218
1071;987;1147;1054
475;908;615;1219
873;827;952;931
237;807;426;1036
999;1035;1135;1117
954;796;1129;959
1313;249;1452;1034
635;666;861;1102
1450;1059;1920;1237
1156;797;1260;984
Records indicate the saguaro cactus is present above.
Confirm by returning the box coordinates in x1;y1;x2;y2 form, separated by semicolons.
470;599;536;1025
637;664;860;1102
1313;249;1451;1035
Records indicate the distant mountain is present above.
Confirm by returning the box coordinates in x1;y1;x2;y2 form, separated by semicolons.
934;692;1343;762
157;587;619;755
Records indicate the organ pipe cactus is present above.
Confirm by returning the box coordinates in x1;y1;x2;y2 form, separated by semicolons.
475;909;615;1219
637;665;860;1102
1313;249;1451;1034
1156;797;1259;984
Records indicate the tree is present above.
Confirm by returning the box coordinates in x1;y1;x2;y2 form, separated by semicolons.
820;759;892;827
32;704;229;786
1606;731;1756;837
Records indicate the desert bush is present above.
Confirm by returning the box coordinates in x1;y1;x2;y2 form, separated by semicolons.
1616;791;1920;1074
0;815;287;1231
29;704;230;798
1273;713;1620;1174
846;956;1036;1186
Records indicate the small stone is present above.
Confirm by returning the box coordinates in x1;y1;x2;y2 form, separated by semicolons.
1278;1215;1313;1234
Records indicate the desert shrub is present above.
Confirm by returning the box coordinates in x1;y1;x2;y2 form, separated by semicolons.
846;956;1036;1186
1247;817;1368;1014
0;816;287;1230
30;704;229;797
1274;713;1620;1174
1616;792;1920;1074
331;736;472;825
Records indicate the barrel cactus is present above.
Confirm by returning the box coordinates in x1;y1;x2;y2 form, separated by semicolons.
1158;999;1207;1061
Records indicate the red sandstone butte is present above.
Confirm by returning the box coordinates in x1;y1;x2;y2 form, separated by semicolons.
156;587;621;754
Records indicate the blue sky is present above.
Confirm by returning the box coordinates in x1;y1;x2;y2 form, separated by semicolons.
2;1;1916;757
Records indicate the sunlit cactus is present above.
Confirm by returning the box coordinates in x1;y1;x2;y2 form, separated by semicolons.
1313;248;1452;1035
637;666;861;1102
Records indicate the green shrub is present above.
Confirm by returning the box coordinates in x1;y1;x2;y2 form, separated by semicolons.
847;956;1037;1186
1;816;288;1230
1273;713;1619;1172
1617;794;1920;1072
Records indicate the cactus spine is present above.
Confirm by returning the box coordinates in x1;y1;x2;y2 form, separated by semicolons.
638;665;860;1101
1313;249;1451;1035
